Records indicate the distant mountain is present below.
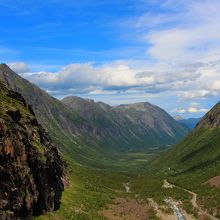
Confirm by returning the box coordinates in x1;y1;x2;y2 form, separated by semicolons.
173;115;184;121
0;81;64;219
174;115;200;130
114;103;188;142
0;64;189;168
153;102;220;217
62;96;189;151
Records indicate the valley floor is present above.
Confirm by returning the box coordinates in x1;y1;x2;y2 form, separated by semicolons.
35;158;220;220
34;135;220;220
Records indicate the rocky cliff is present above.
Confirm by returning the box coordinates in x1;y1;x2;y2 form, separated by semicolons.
0;81;64;219
195;102;220;129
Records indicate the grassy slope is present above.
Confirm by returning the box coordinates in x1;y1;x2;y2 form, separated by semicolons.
130;173;194;216
35;157;132;220
35;156;161;220
164;128;220;216
133;126;220;218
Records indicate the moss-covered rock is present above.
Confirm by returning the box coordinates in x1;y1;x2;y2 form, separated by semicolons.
0;81;64;219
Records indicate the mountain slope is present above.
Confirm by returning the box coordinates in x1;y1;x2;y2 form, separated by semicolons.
155;102;220;172
63;97;188;152
151;101;220;217
0;81;64;219
175;117;200;130
115;103;188;145
0;64;188;169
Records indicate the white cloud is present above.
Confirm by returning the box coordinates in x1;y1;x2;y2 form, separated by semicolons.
88;90;117;95
182;90;217;99
173;107;209;114
212;80;220;90
8;62;30;73
173;108;187;113
144;1;220;62
19;61;201;96
146;29;194;61
188;107;208;113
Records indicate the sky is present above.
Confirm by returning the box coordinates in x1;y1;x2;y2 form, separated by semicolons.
1;0;220;118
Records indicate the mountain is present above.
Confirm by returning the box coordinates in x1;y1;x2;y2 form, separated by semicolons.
62;97;188;151
0;64;188;169
114;102;188;144
0;81;64;219
173;115;184;121
174;116;200;130
152;101;220;217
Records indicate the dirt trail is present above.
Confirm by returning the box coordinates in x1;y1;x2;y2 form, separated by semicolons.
165;180;219;220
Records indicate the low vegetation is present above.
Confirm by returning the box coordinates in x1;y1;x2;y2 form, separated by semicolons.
35;158;132;220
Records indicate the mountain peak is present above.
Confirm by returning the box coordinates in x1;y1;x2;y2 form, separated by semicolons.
0;63;8;68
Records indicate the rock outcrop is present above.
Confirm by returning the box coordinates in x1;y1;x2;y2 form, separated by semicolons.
196;102;220;129
0;81;64;219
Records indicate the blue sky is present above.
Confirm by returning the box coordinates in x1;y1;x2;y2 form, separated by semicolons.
1;0;220;118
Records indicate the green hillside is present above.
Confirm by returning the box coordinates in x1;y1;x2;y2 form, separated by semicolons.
138;102;220;218
152;102;220;179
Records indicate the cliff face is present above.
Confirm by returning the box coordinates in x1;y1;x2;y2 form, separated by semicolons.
0;82;64;219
